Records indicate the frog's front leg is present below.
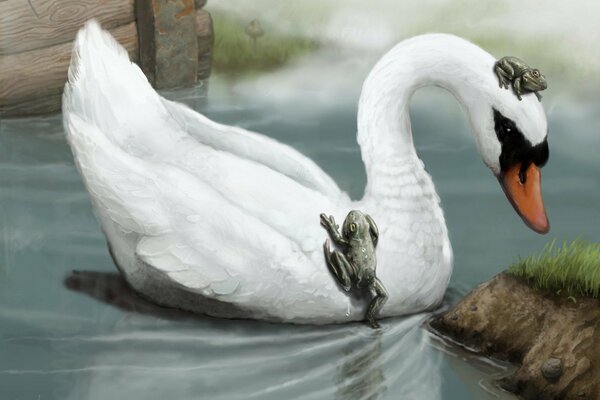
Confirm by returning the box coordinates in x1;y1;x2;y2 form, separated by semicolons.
534;91;542;101
513;76;523;101
365;278;388;329
320;213;348;247
323;240;356;292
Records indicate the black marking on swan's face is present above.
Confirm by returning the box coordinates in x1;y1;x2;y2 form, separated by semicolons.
493;108;549;176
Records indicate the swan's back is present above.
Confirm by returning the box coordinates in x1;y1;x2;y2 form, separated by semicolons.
63;21;343;197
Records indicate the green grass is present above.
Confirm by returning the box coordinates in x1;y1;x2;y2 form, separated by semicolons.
508;240;600;298
211;13;320;76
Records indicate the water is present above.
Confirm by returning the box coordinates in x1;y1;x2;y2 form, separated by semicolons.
1;77;599;399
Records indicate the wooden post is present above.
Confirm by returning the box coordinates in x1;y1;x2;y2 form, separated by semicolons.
135;0;198;89
196;9;213;80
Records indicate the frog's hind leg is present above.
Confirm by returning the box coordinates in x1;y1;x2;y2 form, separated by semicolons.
494;63;512;89
365;278;388;329
495;69;509;89
323;240;355;292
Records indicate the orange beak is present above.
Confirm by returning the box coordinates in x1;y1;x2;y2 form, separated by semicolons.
498;162;549;234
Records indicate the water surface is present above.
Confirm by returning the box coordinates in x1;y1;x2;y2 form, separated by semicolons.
1;78;599;399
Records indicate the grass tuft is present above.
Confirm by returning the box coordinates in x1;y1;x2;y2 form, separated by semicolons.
211;13;320;76
508;239;600;298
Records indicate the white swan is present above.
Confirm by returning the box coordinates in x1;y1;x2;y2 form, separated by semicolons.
63;21;549;324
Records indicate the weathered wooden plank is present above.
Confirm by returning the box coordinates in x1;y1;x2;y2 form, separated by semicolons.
0;22;138;117
0;0;135;55
0;93;64;117
136;0;198;89
196;9;213;80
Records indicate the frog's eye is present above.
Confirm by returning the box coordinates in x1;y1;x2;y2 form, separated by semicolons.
350;223;357;232
532;69;540;78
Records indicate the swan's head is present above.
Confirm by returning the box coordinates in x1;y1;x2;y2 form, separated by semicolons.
342;210;370;239
469;90;549;234
358;34;550;233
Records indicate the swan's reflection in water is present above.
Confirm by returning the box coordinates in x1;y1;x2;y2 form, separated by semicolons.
61;270;443;400
336;331;385;400
64;270;194;321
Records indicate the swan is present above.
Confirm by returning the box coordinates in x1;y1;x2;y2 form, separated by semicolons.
63;21;549;324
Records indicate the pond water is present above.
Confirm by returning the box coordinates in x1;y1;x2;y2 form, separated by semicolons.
1;73;599;399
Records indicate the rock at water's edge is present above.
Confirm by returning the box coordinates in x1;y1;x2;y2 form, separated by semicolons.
430;273;599;400
541;358;563;382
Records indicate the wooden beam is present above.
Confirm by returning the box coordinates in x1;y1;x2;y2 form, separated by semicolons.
0;93;64;118
0;22;138;117
0;0;135;55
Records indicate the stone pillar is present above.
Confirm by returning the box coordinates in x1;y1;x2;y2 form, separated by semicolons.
135;0;198;89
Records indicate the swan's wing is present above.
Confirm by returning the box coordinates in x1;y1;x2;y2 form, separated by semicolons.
64;20;349;250
161;98;343;199
63;112;344;319
67;20;343;199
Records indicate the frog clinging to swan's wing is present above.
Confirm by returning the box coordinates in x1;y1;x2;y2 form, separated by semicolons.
321;211;388;328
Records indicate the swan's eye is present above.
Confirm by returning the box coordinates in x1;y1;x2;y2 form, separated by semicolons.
500;121;515;137
493;109;518;139
350;223;357;232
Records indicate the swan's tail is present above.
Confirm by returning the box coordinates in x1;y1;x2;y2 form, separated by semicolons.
63;20;172;150
62;21;176;234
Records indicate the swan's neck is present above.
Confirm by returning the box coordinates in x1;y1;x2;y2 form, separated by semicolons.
357;34;495;206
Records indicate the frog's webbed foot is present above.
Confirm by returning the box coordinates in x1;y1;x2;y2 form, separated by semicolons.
323;240;354;292
320;213;339;233
366;315;381;329
494;71;505;88
512;86;523;100
320;213;348;247
498;76;510;89
365;278;388;330
534;91;542;101
512;85;523;100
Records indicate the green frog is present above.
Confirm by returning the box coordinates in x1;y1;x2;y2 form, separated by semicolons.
320;210;388;329
494;56;547;101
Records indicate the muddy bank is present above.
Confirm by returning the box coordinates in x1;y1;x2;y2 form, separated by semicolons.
431;273;600;400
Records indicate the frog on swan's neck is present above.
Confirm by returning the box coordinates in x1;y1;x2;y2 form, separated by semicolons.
357;34;548;234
